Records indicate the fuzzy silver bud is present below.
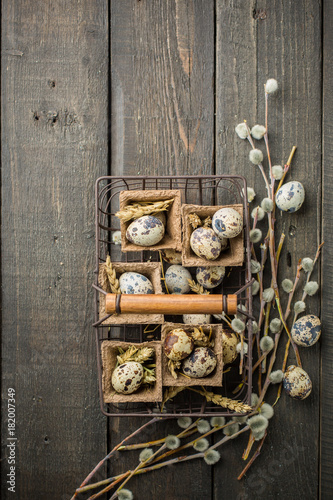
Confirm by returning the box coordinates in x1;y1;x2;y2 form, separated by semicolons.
263;287;275;303
294;301;306;314
223;422;240;437
282;279;294;293
251;124;266;140
210;416;225;427
231;318;246;333
250;228;262;243
251;259;261;274
204;449;221;465
269;370;284;384
251;206;265;221
197;419;211;434
272;165;284;180
260;403;274;420
304;281;319;296
269;318;282;333
252;280;260;296
235;123;248;139
249;149;264;165
265;78;278;94
260;336;274;352
301;258;314;272
236;342;248;354
261;197;274;212
247;187;256;202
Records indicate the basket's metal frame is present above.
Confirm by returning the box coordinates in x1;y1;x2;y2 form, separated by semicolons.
94;175;253;418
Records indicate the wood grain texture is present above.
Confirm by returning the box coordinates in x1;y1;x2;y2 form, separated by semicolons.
1;1;108;498
109;1;214;498
216;1;322;499
321;0;333;497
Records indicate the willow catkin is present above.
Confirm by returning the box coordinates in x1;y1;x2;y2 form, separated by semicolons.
115;199;174;222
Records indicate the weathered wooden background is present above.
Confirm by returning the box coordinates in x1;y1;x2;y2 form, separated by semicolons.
1;0;332;498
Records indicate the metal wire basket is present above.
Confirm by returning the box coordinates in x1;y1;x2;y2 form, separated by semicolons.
94;175;253;418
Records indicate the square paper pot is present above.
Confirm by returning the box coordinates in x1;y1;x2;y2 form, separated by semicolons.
101;341;162;403
98;262;164;325
181;204;244;267
119;190;182;252
161;323;223;387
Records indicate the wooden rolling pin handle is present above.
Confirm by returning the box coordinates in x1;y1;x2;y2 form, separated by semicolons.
105;293;238;316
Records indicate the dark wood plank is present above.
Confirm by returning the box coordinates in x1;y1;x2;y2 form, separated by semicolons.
321;0;333;497
1;1;108;498
109;0;215;498
216;0;322;498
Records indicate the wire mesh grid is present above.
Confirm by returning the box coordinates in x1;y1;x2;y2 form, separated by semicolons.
94;175;253;417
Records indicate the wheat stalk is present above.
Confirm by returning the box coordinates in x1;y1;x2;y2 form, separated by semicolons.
167;359;181;379
105;256;121;294
203;216;212;228
132;347;154;364
117;345;139;365
188;279;210;296
115;199;174;222
188;213;202;229
189;387;252;413
161;386;186;410
191;327;214;348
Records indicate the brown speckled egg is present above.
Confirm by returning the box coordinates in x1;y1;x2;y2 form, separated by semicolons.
111;362;143;394
222;329;238;364
182;347;217;378
164;328;194;361
291;315;321;347
283;365;312;400
212;207;243;239
190;227;222;261
161;248;182;264
196;266;226;289
126;215;165;246
183;314;212;325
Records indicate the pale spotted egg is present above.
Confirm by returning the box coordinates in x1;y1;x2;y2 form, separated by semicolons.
190;227;222;261
161;248;182;264
222;329;238;365
212;207;243;239
275;181;305;213
126;215;165;246
291;314;321;347
165;265;192;294
111;361;143;394
196;266;226;289
119;272;154;294
283;365;312;400
182;347;217;378
183;314;212;325
164;328;194;361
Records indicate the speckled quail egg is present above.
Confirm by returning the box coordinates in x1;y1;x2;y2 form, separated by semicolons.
119;272;154;294
183;314;212;325
182;347;217;378
275;181;305;213
212;207;243;239
154;212;167;226
196;266;226;289
111;361;143;394
164;328;194;361
190;227;222;261
222;329;238;364
165;265;192;294
161;248;182;264
291;314;321;347
126;215;165;246
283;365;312;400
